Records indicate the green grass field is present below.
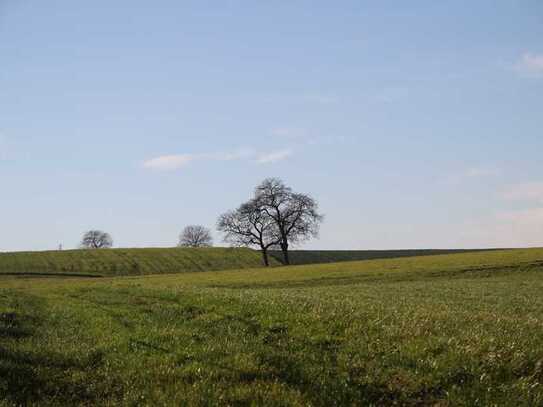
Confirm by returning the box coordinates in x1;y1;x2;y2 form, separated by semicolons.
1;248;543;405
269;249;499;265
0;247;274;277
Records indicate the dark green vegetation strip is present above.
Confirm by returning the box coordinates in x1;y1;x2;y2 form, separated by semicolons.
0;247;274;277
270;248;503;265
1;249;543;405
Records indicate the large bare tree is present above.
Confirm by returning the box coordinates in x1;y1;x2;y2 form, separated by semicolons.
178;225;213;247
80;230;113;249
217;199;280;266
255;178;323;265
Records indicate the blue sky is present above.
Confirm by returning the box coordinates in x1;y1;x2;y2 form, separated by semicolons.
1;1;542;251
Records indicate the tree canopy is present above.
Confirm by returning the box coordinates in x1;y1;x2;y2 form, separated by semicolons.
179;225;213;248
80;230;113;249
218;178;323;265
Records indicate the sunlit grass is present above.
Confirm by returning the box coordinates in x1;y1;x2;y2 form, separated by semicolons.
1;248;543;405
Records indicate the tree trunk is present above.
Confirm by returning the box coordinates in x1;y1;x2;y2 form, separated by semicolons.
281;242;290;265
261;248;270;267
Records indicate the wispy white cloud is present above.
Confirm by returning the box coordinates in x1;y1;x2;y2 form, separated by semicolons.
463;167;500;178
143;150;253;171
202;149;255;162
144;148;292;171
448;166;500;184
515;53;543;77
143;154;195;171
255;149;293;164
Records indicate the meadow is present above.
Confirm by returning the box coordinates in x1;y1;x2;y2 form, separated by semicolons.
269;249;497;265
1;249;543;405
0;247;272;277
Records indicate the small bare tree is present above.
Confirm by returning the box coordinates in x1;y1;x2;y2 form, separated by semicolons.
217;199;280;266
255;178;323;265
178;225;213;247
80;230;113;249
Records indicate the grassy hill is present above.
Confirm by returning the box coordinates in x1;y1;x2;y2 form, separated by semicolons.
1;248;543;405
0;247;498;277
270;248;499;265
0;247;273;277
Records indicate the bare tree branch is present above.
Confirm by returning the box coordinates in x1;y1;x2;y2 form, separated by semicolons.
217;199;281;266
254;178;323;265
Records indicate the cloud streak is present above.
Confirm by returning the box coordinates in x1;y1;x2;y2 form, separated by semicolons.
448;166;500;184
255;149;293;164
143;154;195;170
144;148;292;171
463;167;500;178
516;53;543;77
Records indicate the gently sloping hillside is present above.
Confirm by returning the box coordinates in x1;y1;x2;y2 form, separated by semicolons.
0;247;273;277
1;249;543;405
270;248;500;265
124;247;542;290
